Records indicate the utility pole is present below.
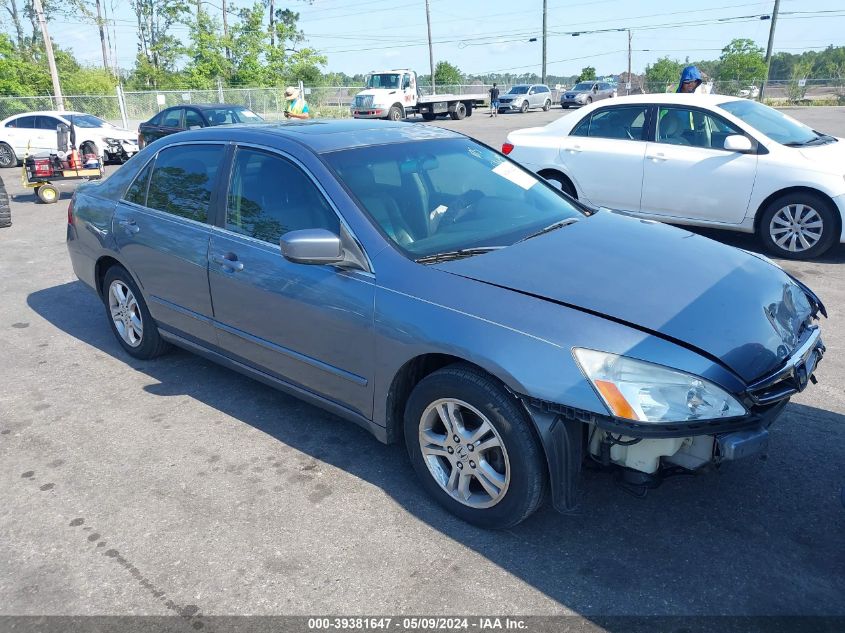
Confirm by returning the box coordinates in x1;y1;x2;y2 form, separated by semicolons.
269;0;275;47
541;0;547;84
627;29;632;95
425;0;435;94
32;0;64;110
94;0;109;72
759;0;781;101
222;0;230;60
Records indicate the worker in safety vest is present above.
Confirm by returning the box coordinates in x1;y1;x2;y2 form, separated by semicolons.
284;86;310;120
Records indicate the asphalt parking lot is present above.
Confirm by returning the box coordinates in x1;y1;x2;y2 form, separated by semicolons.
1;106;843;624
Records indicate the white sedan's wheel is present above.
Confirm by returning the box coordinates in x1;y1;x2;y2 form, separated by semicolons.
759;192;837;260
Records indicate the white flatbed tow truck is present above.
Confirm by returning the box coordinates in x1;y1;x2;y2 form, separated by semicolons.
351;69;487;121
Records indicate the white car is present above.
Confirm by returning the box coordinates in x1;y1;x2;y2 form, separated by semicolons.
504;93;845;259
0;111;139;169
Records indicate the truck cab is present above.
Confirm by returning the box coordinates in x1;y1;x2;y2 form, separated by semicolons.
351;70;418;121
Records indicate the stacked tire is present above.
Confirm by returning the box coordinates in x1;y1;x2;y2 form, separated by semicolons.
0;174;11;229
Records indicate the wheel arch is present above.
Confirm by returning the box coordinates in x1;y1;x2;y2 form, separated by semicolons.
537;168;578;199
753;186;841;237
94;254;142;299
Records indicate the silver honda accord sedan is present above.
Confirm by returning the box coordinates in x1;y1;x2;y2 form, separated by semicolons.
67;120;827;528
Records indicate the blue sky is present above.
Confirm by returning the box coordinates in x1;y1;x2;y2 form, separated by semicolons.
48;0;845;79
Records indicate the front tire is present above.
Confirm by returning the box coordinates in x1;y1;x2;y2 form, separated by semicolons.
758;192;838;259
103;266;170;359
404;364;547;529
586;96;593;105
543;99;551;111
0;142;16;168
387;105;404;122
520;100;529;113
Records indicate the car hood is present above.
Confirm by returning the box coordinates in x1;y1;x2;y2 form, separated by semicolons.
433;211;816;383
798;138;845;167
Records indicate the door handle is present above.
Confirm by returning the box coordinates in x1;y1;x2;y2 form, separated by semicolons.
212;253;244;272
118;219;140;234
646;152;667;161
565;145;583;153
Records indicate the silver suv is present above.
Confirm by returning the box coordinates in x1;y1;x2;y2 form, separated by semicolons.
497;84;553;113
560;81;615;108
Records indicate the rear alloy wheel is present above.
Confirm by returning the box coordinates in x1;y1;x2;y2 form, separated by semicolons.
103;266;170;359
387;105;403;122
520;100;529;113
0;142;16;168
759;193;837;259
543;99;551;111
404;364;547;528
36;184;59;204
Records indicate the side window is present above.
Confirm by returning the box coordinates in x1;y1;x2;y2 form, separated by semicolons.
123;159;154;206
37;116;62;131
148;111;163;126
4;119;16;128
570;106;649;140
161;109;182;128
16;116;37;129
184;109;204;129
657;107;743;149
146;144;223;222
226;148;339;243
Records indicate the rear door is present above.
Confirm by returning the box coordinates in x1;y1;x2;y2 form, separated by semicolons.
559;104;650;211
112;142;225;344
207;145;376;418
639;105;758;223
36;115;63;153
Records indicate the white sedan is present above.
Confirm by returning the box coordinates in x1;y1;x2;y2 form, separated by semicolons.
0;111;138;169
504;93;845;259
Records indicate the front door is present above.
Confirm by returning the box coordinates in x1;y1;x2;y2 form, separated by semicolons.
112;143;226;344
640;106;758;223
208;146;375;418
559;104;650;211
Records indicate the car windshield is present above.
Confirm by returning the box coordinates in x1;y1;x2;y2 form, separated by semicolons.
203;107;263;125
508;86;529;94
68;114;111;128
718;99;826;146
324;138;585;259
573;83;594;91
366;74;400;89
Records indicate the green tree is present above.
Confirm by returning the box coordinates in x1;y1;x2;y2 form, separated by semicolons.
644;56;683;91
577;66;596;82
434;61;462;87
717;38;766;94
184;9;231;89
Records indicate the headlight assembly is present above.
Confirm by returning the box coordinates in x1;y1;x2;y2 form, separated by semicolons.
573;348;747;423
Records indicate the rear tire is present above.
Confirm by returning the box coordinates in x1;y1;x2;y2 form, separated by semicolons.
422;112;436;121
561;104;569;109
449;102;467;120
102;266;170;359
36;184;59;204
757;192;838;260
404;364;547;529
0;178;11;228
543;100;551;111
0;142;16;168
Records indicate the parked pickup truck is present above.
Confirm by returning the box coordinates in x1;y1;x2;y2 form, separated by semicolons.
351;70;487;121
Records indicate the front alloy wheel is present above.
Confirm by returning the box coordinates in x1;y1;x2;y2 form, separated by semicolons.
759;192;837;259
418;399;510;508
404;364;547;528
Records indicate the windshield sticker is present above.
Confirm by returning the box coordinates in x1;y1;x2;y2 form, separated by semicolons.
492;161;537;190
429;204;448;221
467;147;483;160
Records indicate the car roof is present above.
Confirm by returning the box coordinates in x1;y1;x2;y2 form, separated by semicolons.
3;110;88;119
593;93;739;106
158;119;465;153
164;103;252;110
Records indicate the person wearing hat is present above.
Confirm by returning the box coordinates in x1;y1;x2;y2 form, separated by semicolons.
284;86;310;119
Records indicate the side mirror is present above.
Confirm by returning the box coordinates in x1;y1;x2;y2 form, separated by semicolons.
280;229;344;265
724;135;753;153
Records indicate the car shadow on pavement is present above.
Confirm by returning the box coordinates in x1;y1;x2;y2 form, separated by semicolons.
27;281;845;618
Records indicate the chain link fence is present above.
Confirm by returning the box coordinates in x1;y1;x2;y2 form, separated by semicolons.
0;79;841;129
